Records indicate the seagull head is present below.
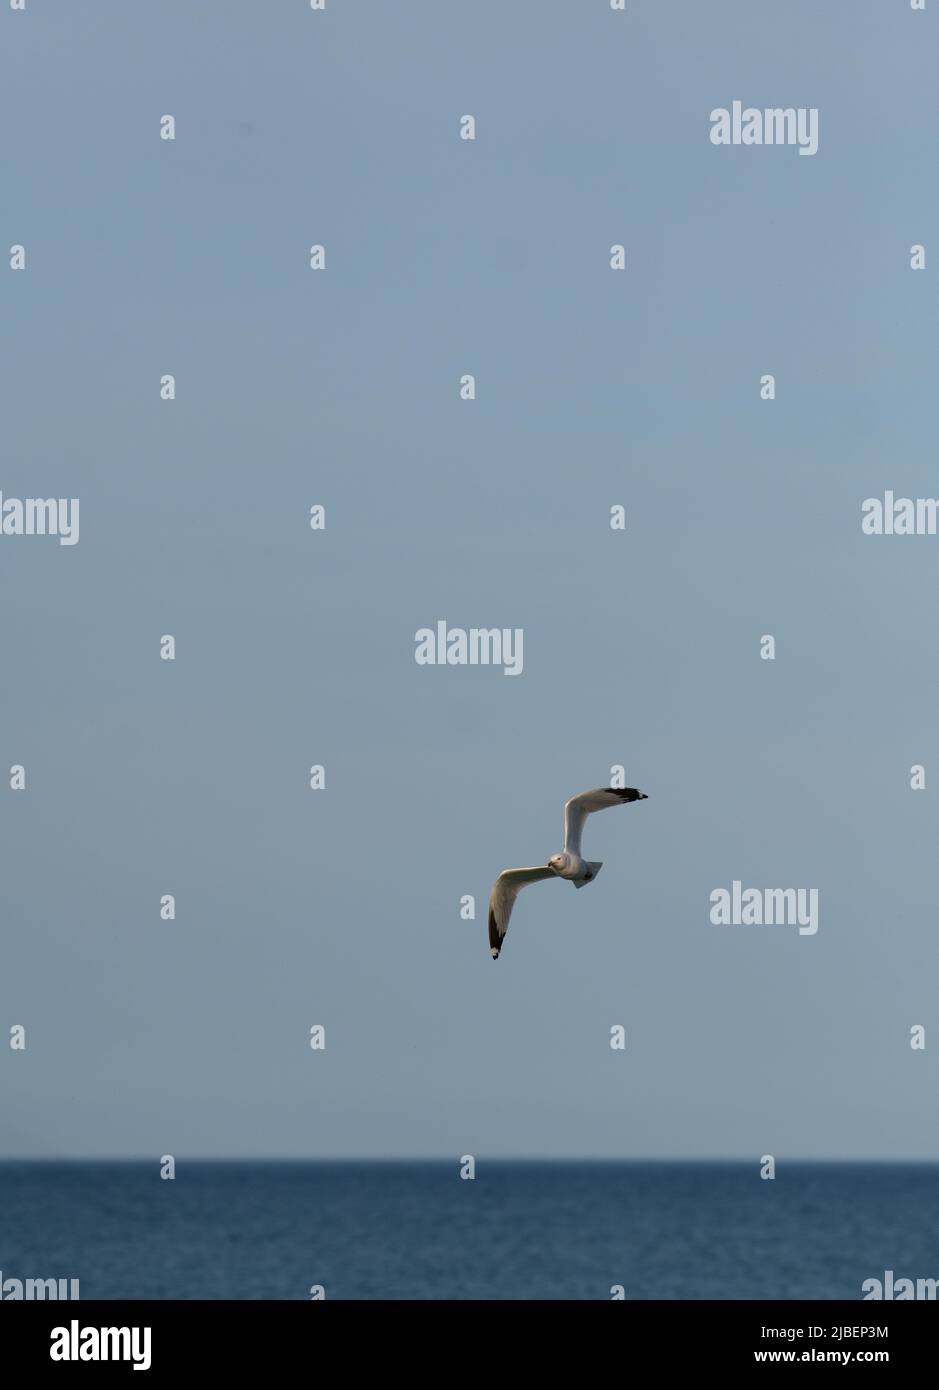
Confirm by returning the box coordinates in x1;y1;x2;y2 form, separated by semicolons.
548;854;566;873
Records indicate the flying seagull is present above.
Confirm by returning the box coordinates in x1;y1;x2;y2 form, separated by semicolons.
487;786;648;959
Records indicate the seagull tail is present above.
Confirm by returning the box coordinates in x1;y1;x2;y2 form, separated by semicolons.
573;860;603;889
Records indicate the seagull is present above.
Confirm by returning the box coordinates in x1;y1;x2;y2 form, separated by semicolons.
487;786;648;959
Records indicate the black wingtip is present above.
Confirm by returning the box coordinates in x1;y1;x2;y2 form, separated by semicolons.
609;786;648;802
488;909;502;959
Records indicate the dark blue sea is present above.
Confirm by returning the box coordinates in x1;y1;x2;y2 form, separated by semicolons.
1;1162;937;1300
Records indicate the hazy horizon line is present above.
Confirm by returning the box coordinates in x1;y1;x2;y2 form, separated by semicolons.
3;1155;938;1166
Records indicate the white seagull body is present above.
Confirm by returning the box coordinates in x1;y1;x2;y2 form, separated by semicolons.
487;785;648;959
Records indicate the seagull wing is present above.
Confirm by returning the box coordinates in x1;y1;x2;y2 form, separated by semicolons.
563;786;648;856
488;866;556;959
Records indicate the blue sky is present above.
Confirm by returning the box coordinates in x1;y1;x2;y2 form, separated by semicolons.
2;0;938;1158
